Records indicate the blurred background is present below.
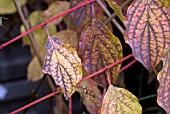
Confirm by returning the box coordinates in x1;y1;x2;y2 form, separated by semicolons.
0;0;166;114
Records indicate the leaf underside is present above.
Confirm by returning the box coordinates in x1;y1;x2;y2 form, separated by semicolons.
71;0;92;27
157;50;170;113
80;18;123;88
125;0;170;72
101;85;142;114
78;80;102;114
106;0;125;24
42;37;82;99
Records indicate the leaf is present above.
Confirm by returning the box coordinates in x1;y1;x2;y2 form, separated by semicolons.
69;0;113;35
106;0;125;24
163;0;170;6
0;17;2;26
124;0;170;72
0;0;27;14
80;18;123;88
27;30;78;82
76;85;95;100
70;0;92;27
78;80;102;114
53;30;79;50
101;85;142;114
42;1;70;25
27;48;45;81
42;37;82;99
157;50;170;113
21;11;56;55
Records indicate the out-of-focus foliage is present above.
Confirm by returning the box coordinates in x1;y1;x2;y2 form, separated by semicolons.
0;0;27;14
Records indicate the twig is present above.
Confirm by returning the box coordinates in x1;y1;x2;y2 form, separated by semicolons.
13;1;57;114
13;0;42;64
9;54;134;114
88;0;95;18
96;0;124;34
22;75;48;114
79;54;133;82
118;60;137;73
0;0;95;49
9;89;61;114
139;94;157;101
104;0;132;24
69;97;72;114
106;70;111;85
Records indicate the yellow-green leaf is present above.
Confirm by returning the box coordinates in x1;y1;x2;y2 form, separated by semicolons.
53;30;79;50
163;0;170;6
77;80;102;114
27;30;78;82
21;11;56;55
42;1;70;25
106;0;125;24
42;37;82;99
27;48;45;81
157;50;170;113
124;0;170;72
0;0;27;14
0;17;2;26
101;85;142;114
80;18;123;88
76;85;95;100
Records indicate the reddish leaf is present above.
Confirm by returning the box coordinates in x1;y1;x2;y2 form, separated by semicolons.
42;36;82;99
70;0;111;34
80;18;123;88
157;50;170;113
101;85;142;114
70;0;92;27
124;0;170;71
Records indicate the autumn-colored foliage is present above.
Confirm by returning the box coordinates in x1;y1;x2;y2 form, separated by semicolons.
80;18;123;88
42;28;82;99
124;0;170;72
157;50;170;113
101;85;142;114
1;0;170;114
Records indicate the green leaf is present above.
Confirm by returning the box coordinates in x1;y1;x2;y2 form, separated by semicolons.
0;17;2;26
124;0;170;72
163;0;170;6
42;37;82;99
101;85;142;114
80;18;123;88
21;11;56;56
0;0;27;14
27;48;45;81
157;50;170;113
106;0;125;24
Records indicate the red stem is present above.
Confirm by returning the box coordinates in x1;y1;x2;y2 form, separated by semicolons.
9;90;60;114
119;59;137;73
0;0;95;49
106;71;111;85
9;54;134;114
79;54;133;82
69;97;72;114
